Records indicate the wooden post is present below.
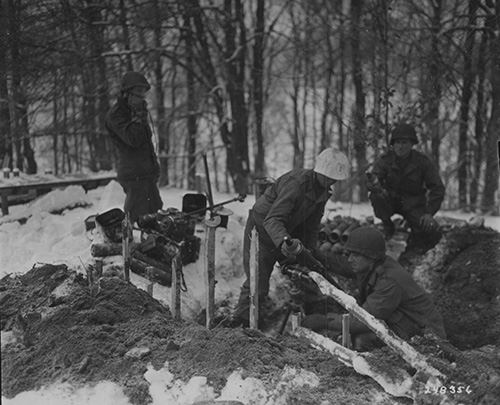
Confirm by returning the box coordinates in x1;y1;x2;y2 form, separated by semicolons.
170;251;182;320
94;260;103;278
342;313;351;348
122;212;131;282
146;266;154;296
290;312;302;332
249;227;259;329
205;225;216;328
1;189;9;216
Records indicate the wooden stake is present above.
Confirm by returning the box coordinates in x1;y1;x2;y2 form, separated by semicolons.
249;227;259;329
342;313;351;348
170;251;182;320
122;212;131;282
205;225;216;328
146;266;154;296
94;259;103;279
291;312;302;332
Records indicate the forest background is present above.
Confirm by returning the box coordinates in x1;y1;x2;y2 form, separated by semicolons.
0;0;499;213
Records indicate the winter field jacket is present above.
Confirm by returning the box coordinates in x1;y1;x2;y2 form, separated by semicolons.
372;150;445;214
252;169;331;249
105;97;160;182
358;255;446;339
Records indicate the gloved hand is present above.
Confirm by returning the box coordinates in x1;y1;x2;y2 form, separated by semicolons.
281;238;303;258
302;314;329;331
131;100;148;122
420;214;437;232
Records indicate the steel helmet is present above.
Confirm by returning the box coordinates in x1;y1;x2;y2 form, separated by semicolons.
120;71;151;92
390;123;418;145
344;226;386;260
314;148;349;180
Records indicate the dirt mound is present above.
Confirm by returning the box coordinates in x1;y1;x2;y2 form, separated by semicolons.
2;223;499;405
1;264;396;405
411;226;500;349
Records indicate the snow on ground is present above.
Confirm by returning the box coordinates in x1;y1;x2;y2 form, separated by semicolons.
2;364;322;405
1;181;499;405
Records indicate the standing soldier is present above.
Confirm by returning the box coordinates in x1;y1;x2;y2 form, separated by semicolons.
106;71;163;223
366;123;445;264
231;148;350;327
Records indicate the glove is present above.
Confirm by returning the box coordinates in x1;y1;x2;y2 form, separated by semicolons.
302;314;329;331
420;214;437;232
131;100;148;122
281;238;303;258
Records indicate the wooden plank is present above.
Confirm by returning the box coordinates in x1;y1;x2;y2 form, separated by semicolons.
122;212;131;282
205;225;216;328
170;251;181;320
0;175;116;216
0;175;116;192
249;227;259;329
293;327;419;399
307;271;444;379
1;190;8;215
342;313;351;348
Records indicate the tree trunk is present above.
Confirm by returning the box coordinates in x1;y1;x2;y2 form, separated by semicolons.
187;0;232;189
0;0;12;169
184;12;197;190
52;73;59;175
86;1;111;171
8;0;33;173
350;0;368;201
153;0;168;186
470;25;488;209
224;0;250;194
457;0;478;209
320;20;333;152
252;0;265;177
429;0;442;166
119;0;134;71
482;5;500;213
289;3;303;169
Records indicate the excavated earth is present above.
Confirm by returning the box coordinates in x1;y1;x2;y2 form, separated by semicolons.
1;223;499;405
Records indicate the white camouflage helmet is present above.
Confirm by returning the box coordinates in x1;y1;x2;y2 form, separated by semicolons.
314;148;350;180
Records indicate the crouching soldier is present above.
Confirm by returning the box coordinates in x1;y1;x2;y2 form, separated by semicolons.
366;123;445;264
106;71;163;223
302;227;446;351
230;148;350;327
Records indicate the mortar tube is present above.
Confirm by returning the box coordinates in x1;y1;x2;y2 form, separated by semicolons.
318;223;333;243
329;220;351;244
341;221;361;244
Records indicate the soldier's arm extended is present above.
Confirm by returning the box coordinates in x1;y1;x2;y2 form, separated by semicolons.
366;157;389;194
263;177;300;247
106;108;150;149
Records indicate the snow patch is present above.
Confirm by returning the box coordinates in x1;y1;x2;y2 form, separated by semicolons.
1;381;132;405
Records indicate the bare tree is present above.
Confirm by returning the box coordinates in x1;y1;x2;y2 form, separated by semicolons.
252;0;266;177
350;0;368;201
482;1;500;213
457;0;478;209
0;0;12;169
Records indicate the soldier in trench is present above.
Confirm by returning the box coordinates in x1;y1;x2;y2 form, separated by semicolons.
301;226;446;351
366;123;445;265
229;148;350;327
105;71;163;223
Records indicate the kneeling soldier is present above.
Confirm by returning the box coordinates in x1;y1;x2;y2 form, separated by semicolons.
302;226;446;351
